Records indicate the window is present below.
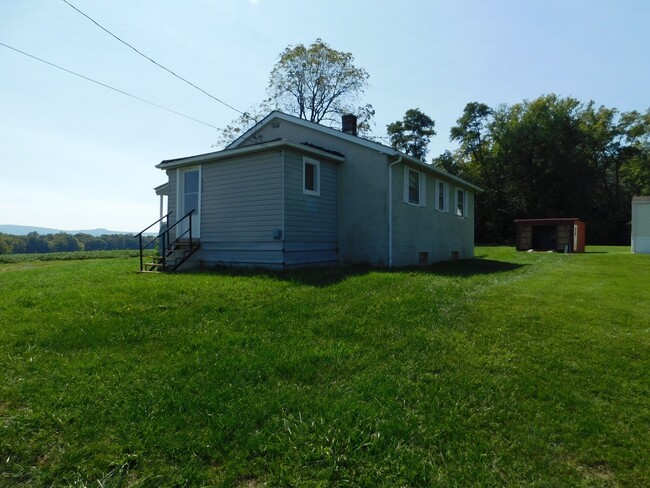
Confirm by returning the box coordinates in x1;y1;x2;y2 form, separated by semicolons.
303;157;320;196
435;179;449;212
183;170;199;215
455;188;466;217
404;166;426;206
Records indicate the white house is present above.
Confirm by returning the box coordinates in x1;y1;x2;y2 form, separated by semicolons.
631;196;650;254
144;111;481;270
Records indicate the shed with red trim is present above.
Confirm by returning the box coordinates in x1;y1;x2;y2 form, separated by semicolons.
514;218;586;253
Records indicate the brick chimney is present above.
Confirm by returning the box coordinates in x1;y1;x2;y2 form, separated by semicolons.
341;114;358;136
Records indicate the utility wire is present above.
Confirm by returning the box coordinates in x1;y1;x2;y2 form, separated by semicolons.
0;41;221;130
60;0;245;116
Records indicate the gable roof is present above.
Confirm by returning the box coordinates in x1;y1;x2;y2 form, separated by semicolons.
227;111;482;192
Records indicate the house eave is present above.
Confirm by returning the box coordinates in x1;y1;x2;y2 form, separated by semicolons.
227;111;392;154
156;139;345;170
399;154;483;192
227;111;482;192
154;182;169;195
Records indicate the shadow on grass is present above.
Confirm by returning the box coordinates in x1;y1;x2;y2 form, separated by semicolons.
198;258;527;287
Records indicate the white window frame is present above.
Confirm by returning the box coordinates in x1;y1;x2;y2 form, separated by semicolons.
302;157;320;196
403;166;426;207
435;179;449;212
455;187;466;218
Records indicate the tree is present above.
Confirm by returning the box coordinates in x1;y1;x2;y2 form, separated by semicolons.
450;102;492;168
268;39;370;126
25;232;49;253
216;98;276;148
386;108;436;160
217;39;374;147
432;150;459;175
50;233;83;252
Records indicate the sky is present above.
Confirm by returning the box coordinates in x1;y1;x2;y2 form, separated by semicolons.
1;0;649;232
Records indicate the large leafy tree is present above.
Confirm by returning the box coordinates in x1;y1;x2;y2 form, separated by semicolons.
386;108;436;160
218;40;373;147
450;102;492;168
268;39;371;126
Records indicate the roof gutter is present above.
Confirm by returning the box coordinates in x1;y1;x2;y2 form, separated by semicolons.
156;139;345;170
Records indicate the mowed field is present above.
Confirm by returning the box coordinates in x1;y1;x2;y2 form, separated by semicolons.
1;247;648;486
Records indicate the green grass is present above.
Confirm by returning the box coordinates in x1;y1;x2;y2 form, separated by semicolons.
0;249;144;264
1;247;648;486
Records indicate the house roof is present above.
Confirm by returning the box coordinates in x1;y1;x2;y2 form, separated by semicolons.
156;139;345;170
226;111;482;192
157;111;481;191
632;196;650;203
154;182;169;195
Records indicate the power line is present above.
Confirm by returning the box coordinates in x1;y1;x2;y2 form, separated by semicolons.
0;41;221;130
60;0;245;116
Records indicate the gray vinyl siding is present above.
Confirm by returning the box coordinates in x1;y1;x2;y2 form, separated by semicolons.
250;121;390;265
201;152;283;242
390;166;475;266
174;151;285;269
280;150;338;266
283;151;338;242
192;241;284;268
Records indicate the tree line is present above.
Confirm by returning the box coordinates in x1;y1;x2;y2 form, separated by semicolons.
0;232;142;255
430;95;649;244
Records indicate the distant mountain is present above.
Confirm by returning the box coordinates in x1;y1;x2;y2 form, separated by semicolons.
0;224;138;236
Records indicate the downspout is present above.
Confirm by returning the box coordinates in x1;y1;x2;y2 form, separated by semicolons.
281;150;286;263
387;156;403;267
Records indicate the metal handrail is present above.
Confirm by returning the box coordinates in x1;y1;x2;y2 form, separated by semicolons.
135;211;172;238
138;210;195;272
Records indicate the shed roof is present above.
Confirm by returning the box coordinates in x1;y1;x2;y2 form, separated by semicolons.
514;218;583;225
632;196;650;203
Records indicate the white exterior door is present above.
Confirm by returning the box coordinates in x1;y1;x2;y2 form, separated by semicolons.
178;167;201;238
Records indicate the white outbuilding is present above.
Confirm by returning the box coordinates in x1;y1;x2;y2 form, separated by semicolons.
631;196;650;254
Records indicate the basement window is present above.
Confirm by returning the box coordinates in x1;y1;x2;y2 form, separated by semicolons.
303;157;320;196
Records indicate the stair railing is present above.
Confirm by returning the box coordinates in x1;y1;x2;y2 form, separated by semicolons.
136;210;195;272
136;211;172;272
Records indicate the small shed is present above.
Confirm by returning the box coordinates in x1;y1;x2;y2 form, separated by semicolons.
514;218;586;253
631;196;650;254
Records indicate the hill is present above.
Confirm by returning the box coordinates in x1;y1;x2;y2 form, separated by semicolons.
0;224;135;236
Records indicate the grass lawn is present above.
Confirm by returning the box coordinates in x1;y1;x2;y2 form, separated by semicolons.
1;247;648;486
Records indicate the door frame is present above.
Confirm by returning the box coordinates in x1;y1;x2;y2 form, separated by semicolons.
176;165;201;239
